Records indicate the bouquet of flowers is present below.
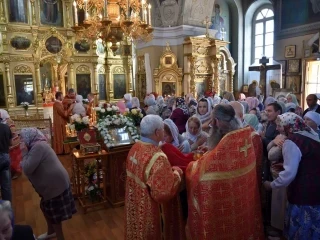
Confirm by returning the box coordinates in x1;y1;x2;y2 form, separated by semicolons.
94;103;119;120
70;114;90;131
84;161;102;202
124;108;144;126
21;102;29;111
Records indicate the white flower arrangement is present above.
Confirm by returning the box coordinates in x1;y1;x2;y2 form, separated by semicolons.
97;114;140;148
21;102;29;110
70;113;90;131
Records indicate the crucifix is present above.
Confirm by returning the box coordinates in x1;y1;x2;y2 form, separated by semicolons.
203;16;212;38
248;56;281;97
220;27;226;41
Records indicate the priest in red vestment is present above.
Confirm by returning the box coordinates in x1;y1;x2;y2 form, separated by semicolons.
125;115;185;240
62;88;76;110
186;104;264;240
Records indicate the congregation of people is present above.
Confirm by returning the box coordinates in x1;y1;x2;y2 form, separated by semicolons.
1;88;320;240
124;91;320;240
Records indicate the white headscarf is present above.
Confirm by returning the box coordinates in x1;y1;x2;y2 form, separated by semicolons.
304;111;320;126
76;95;83;104
184;116;203;143
211;96;221;106
124;93;132;102
164;119;179;147
196;98;212;124
73;95;86;116
0;109;10;124
131;97;140;108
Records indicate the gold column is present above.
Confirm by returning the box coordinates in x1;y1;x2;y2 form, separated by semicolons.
93;63;98;93
68;63;75;89
65;1;71;28
188;56;196;96
106;64;112;101
229;71;234;92
4;62;14;107
213;56;221;95
34;62;43;106
0;0;6;23
128;64;133;94
53;64;59;89
30;0;37;25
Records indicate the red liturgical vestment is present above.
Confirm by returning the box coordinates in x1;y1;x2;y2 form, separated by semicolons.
125;141;185;240
186;127;264;240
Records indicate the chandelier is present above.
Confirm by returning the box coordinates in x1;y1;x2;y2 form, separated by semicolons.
72;0;153;54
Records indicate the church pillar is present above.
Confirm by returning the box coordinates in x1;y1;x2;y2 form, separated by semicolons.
53;64;59;90
128;64;133;94
188;56;196;96
64;1;72;28
30;0;37;25
106;64;112;102
213;56;221;95
229;70;234;92
68;63;75;89
93;63;98;93
4;62;14;108
34;62;43;106
0;0;6;23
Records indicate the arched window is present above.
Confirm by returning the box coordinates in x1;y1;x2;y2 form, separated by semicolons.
253;8;274;63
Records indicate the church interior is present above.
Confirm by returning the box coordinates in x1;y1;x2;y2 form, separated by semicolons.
1;0;320;239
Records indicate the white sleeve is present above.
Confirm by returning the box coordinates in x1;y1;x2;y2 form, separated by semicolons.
270;140;302;188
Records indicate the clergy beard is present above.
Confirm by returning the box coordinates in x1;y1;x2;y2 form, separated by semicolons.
207;118;242;150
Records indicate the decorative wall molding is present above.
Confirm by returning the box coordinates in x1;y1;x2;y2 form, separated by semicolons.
14;65;32;73
113;66;125;74
76;65;91;73
98;66;105;74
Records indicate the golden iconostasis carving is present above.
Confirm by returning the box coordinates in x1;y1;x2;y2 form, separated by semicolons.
153;43;183;96
0;0;132;115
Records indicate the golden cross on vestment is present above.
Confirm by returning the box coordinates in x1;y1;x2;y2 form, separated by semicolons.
130;151;138;168
203;16;212;38
239;139;252;157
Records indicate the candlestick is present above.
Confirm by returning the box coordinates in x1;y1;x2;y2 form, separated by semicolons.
73;1;78;25
148;4;151;26
104;0;108;18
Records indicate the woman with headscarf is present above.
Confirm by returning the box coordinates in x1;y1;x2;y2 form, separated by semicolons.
222;91;235;101
131;97;146;116
20;128;76;240
145;94;159;115
196;98;212;132
117;101;126;114
244;114;263;135
304;111;320;137
211;96;221;106
188;98;197;117
264;96;276;109
0;109;22;179
124;93;132;108
238;93;246;101
72;95;86;116
286;93;303;116
246;97;260;111
156;96;167;117
263;113;320;240
170;97;189;134
182;116;208;151
161;119;193;169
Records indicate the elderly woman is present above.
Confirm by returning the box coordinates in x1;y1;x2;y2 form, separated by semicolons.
196;98;212;132
170;97;189;134
263;113;320;240
286;93;303;116
72;95;86;116
156;96;167;117
182;116;208;151
145;94;159;115
20;128;76;240
131;97;146;116
0;200;35;240
304;111;320;137
0;109;22;180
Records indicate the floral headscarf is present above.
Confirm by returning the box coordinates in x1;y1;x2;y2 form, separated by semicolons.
20;128;48;150
276;112;318;138
176;97;189;115
164;119;179;147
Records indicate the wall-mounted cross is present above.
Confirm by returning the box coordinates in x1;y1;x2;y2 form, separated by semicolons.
203;16;212;38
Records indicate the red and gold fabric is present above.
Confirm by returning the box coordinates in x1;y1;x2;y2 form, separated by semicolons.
125;141;185;240
53;101;70;154
251;131;263;188
186;127;264;240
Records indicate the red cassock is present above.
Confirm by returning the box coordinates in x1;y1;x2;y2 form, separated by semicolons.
125;141;186;240
161;143;194;173
186;127;264;240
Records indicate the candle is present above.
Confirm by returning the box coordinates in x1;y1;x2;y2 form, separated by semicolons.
99;14;102;20
148;4;151;26
127;0;130;18
65;124;68;135
104;0;108;18
141;0;145;21
73;1;78;25
84;0;87;20
144;9;147;23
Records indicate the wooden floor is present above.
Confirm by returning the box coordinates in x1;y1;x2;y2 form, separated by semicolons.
12;154;125;240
